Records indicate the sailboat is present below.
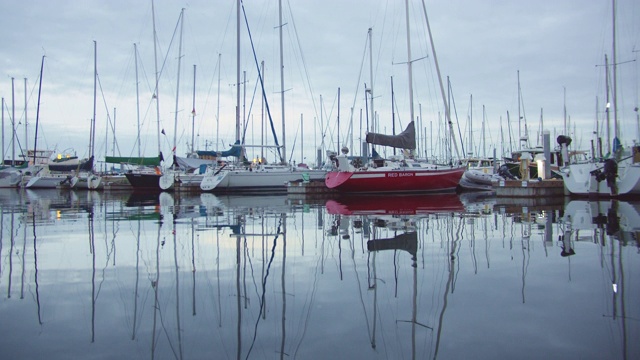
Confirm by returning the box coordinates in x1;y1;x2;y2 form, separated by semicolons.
325;2;465;194
199;0;327;193
559;0;640;198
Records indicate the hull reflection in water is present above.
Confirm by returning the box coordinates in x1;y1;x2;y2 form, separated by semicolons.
326;193;465;215
0;189;638;359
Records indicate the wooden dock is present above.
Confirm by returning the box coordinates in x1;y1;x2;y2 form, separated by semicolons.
494;179;565;198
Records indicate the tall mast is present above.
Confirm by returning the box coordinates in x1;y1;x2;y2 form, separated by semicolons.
421;0;460;160
404;0;415;129
469;94;473;156
216;53;221;150
235;0;241;147
261;61;265;161
563;86;567;137
173;8;185;160
518;70;522;142
23;78;28;157
134;43;141;158
11;78;15;164
1;97;4;163
482;105;486;158
612;0;619;143
278;0;286;163
605;54;611;153
91;40;97;160
368;28;374;134
113;108;116;157
151;0;161;158
191;64;196;154
33;56;45;164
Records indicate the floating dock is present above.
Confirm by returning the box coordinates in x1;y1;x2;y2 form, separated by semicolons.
494;179;565;198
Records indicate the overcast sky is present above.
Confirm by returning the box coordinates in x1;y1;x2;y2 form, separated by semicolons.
1;0;638;165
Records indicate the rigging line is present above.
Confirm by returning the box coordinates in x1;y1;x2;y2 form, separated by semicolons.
240;72;261;147
285;0;329;136
288;120;300;163
347;31;371;144
96;74;119;157
447;80;465;158
240;0;283;161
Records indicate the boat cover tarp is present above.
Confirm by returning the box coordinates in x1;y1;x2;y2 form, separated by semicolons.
175;156;216;171
49;156;94;172
195;140;243;159
105;154;162;166
366;121;416;150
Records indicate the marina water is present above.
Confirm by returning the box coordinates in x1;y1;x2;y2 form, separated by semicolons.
0;189;638;359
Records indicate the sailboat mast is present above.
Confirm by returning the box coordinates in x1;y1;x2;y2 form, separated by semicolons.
235;0;241;150
420;0;460;160
391;77;396;136
368;28;374;134
134;43;141;158
23;78;27;158
191;64;196;154
91;40;97;160
278;0;286;164
11;78;15;165
151;0;162;158
404;0;415;129
173;8;185;160
469;94;473;156
113;108;116;157
518;70;522;142
2;98;4;163
612;0;618;142
33;56;44;164
216;53;221;150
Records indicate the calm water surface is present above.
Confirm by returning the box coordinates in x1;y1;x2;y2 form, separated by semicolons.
0;189;638;360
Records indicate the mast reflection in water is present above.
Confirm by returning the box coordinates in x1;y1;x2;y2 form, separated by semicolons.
0;189;638;359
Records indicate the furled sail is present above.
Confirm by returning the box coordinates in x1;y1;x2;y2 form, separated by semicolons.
105;154;162;166
365;121;416;150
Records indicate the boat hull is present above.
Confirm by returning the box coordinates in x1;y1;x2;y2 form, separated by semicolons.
325;167;464;194
0;169;22;188
561;162;640;198
25;173;77;189
202;168;326;193
125;172;161;191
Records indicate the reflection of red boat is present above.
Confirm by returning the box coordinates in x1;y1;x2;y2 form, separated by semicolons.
325;193;464;215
